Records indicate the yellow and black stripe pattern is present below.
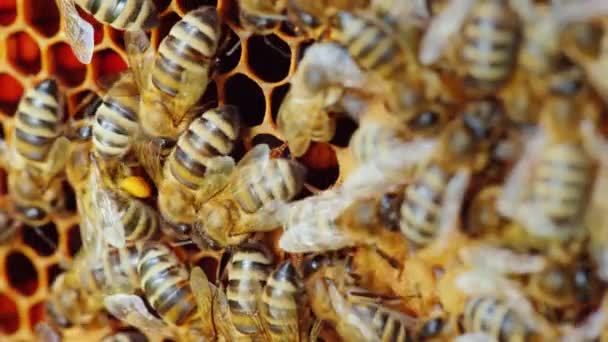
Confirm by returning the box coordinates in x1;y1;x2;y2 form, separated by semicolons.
261;260;304;341
9;169;63;227
239;0;285;34
100;331;149;342
458;0;520;96
463;296;534;342
75;0;159;31
331;10;408;81
351;300;412;342
115;194;159;242
166;105;241;190
14;79;63;164
92;73;140;160
138;243;198;326
232;158;306;214
227;242;274;335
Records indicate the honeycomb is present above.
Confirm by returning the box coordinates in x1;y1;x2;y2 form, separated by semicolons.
0;0;349;340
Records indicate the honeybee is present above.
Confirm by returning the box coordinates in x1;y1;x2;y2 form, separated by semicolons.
105;244;219;341
0;199;19;244
56;0;159;63
301;254;416;341
7;168;64;227
238;0;287;34
158;105;241;235
420;0;521;97
277;42;371;157
100;331;149;342
92;71;141;161
464;185;506;238
194;144;306;248
44;242;144;330
286;0;369;38
225;242;274;337
497;96;603;243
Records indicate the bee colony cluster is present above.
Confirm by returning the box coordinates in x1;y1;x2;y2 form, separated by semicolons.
1;0;608;341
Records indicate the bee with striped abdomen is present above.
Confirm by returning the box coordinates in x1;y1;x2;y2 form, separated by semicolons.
195;144;306;248
158;105;241;236
420;0;521;98
100;330;149;342
286;0;369;38
238;0;287;34
56;0;159;63
277;42;369;157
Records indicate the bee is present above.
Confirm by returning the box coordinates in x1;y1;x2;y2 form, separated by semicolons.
238;0;287;34
56;0;159;63
420;0;521;97
464;185;506;238
0;200;19;244
126;7;222;142
301;254;415;341
158;105;241;234
7;169;64;227
226;242;274;337
92;71;141;161
45;242;144;329
195;144;306;248
261;260;309;342
100;331;149;342
286;0;369;38
498;95;603;242
277;42;369;157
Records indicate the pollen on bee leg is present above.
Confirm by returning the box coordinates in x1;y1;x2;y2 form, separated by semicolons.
119;176;152;198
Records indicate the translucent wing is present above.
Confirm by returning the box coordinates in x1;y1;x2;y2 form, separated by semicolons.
124;30;155;91
44;136;71;182
35;322;62;342
104;294;172;335
195;156;236;203
89;157;126;248
56;0;94;64
133;138;165;185
553;0;608;24
454;332;495;342
173;68;210;121
419;0;475;65
438;169;470;240
459;244;546;274
190;267;216;337
326;281;379;341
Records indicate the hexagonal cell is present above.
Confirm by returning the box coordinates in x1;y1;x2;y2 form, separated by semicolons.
6;250;39;296
48;42;87;87
6;31;42;75
246;34;291;83
223;73;265;127
108;27;126;51
22;223;59;257
91;49;128;88
176;0;217;14
330;115;358;148
0;73;23;116
0;293;19;334
194;256;219;283
0;0;16;26
215;28;241;75
28;301;45;331
153;0;173;13
23;0;59;37
270;84;289;124
153;11;181;49
299;143;339;190
62;181;77;212
67;224;82;257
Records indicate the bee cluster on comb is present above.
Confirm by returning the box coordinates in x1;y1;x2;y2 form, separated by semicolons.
1;0;608;341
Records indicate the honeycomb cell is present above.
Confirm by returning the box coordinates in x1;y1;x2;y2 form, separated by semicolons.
28;302;45;331
300;143;339;190
6;250;38;296
154;12;181;48
270;84;289;123
176;0;217;13
0;293;19;334
46;263;62;288
6;31;42;75
22;223;59;257
49;42;87;87
0;169;7;195
153;0;173;13
23;0;59;37
62;181;77;213
0;73;23;116
0;0;16;26
91;49;128;88
224;73;265;126
195;256;219;283
67;224;82;257
108;27;126;51
200;80;218;107
330;115;358;148
246;34;291;83
252;133;289;157
215;28;241;75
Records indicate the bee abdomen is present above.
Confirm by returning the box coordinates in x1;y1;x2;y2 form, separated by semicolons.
92;98;139;159
167;106;240;190
460;1;519;94
138;243;197;326
78;0;158;30
400;165;447;246
14;79;62;162
234;159;306;214
120;201;159;242
464;296;530;342
333;11;407;80
262;261;302;338
533;144;591;221
227;244;274;334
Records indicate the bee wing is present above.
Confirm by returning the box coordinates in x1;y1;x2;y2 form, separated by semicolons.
418;0;475;65
453;332;495;342
326;281;379;341
44;136;71;182
459;244;546;274
89;159;126;248
195;156;236;203
173;69;209;121
436;169;470;243
552;0;608;24
34;322;61;342
133;138;164;184
190;267;214;316
56;0;94;64
238;143;272;169
276;92;316;158
104;294;172;335
124;30;154;91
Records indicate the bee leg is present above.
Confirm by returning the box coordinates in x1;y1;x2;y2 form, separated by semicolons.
308;319;323;342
